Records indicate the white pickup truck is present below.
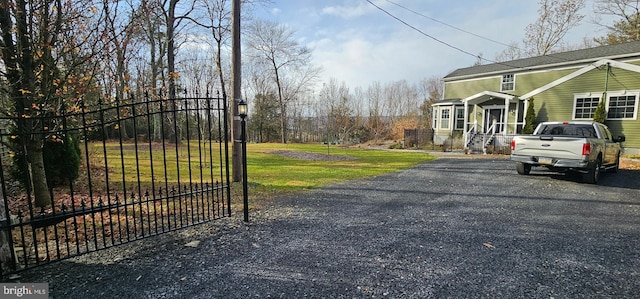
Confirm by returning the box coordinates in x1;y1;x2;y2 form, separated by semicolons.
510;121;625;184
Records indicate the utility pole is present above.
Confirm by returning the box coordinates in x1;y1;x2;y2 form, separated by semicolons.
231;0;242;182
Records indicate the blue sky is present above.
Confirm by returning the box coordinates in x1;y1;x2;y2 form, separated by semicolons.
253;0;609;89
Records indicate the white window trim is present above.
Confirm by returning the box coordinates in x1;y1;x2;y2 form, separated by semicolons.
572;91;639;121
500;74;515;92
454;106;465;130
440;107;451;130
572;93;602;120
433;107;439;129
606;90;639;120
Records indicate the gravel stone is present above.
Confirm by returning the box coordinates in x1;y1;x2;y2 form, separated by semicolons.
12;157;640;298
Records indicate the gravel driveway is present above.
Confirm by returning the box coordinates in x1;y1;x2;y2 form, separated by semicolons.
15;157;640;298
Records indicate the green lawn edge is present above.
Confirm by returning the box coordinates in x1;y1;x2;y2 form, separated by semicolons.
242;143;436;201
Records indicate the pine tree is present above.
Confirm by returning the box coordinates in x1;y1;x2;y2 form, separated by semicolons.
522;98;537;134
594;93;607;124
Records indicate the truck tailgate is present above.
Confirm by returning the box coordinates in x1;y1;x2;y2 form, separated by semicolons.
513;136;587;160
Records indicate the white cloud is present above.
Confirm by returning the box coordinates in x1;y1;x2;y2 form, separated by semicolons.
321;2;375;19
310;26;457;88
270;8;282;15
256;0;613;90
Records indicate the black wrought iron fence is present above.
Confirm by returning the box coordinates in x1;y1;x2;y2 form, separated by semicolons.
486;134;515;155
404;128;434;149
0;90;231;277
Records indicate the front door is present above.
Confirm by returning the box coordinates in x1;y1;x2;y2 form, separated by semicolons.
484;108;504;133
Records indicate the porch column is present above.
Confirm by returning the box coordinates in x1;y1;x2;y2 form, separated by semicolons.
503;97;509;135
514;98;520;134
522;98;529;129
463;101;469;148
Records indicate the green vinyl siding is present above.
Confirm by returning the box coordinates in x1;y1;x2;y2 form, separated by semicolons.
513;69;576;94
445;69;577;99
444;77;500;99
529;66;640;149
606;121;640;150
532;68;614;121
605;67;640;90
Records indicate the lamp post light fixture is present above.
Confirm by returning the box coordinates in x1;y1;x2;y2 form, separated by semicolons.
238;99;249;222
238;100;248;118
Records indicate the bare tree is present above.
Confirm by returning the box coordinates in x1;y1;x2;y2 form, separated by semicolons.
159;0;196;98
154;0;198;144
103;0;135;99
99;0;146;140
383;80;419;120
192;0;232;93
319;78;357;143
384;80;421;140
245;19;321;143
524;0;586;56
495;41;525;62
193;0;265;92
594;0;640;44
418;76;443;130
365;82;389;141
350;86;367;142
128;0;168;141
0;0;104;207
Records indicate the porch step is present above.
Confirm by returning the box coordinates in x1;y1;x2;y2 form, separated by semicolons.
467;134;492;152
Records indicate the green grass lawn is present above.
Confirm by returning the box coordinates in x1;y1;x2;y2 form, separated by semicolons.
244;143;436;200
87;142;435;203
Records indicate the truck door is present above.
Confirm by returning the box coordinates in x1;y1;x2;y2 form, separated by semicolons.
598;124;616;165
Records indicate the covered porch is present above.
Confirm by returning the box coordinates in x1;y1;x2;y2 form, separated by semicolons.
431;91;526;152
462;91;524;152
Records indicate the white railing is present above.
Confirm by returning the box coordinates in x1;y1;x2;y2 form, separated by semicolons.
482;119;498;154
464;121;478;149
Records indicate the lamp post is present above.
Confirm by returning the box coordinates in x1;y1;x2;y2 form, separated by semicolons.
238;100;249;222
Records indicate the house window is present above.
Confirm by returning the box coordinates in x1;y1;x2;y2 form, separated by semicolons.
454;107;465;130
440;108;450;129
607;94;637;120
501;74;514;91
432;107;439;129
573;96;601;120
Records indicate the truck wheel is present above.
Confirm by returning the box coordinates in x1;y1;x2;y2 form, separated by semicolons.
583;158;601;184
516;162;531;175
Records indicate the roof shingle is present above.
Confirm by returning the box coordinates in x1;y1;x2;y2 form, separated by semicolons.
444;40;640;80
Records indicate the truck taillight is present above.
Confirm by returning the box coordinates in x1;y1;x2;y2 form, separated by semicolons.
511;139;515;151
582;143;591;156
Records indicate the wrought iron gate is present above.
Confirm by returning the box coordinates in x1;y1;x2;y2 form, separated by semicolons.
0;90;231;277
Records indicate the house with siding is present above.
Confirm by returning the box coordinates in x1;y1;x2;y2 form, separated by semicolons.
434;41;640;154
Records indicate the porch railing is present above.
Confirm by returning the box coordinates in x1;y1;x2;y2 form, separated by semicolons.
482;119;498;154
464;121;478;149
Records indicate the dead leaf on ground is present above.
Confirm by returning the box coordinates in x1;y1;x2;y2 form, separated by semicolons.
184;240;200;248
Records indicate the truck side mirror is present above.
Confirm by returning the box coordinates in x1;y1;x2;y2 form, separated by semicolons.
614;136;626;142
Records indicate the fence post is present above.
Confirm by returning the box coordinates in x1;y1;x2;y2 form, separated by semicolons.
0;185;16;276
